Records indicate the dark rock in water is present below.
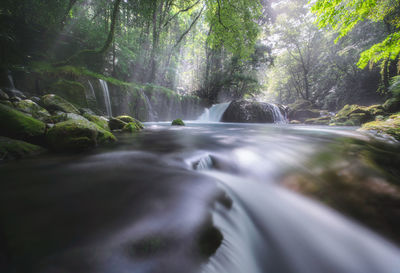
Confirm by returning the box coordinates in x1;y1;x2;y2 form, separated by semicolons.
221;100;281;123
13;99;51;121
0;89;9;100
9;96;22;103
123;122;144;133
287;100;321;122
109;118;128;131
41;94;80;114
0;136;45;161
0;104;46;144
172;118;185;126
4;88;26;99
46;119;116;152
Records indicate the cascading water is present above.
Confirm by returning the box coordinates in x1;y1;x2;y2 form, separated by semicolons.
8;73;15;89
87;80;97;100
99;79;112;117
139;89;157;121
198;102;231;122
267;103;288;124
85;80;98;108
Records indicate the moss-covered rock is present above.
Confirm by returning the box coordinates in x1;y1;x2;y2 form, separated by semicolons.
287;100;321;122
330;104;385;126
0;136;45;161
51;112;88;124
172;118;185;126
14;99;51;121
116;115;144;129
83;114;110;131
0;89;9;100
0;100;14;108
0;104;46;144
41;94;80;114
50;79;87;108
46;119;116;152
109;118;128;131
359;114;400;141
304;116;331;125
383;98;400;113
122;122;143;133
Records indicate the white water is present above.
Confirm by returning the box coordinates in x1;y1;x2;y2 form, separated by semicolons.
8;74;15;89
139;89;157;121
198;102;231;122
99;79;112;117
269;103;288;124
87;80;97;100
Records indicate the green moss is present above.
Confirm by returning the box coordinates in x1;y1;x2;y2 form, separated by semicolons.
331;104;384;126
172;119;185;126
83;114;110;131
122;122;142;133
360;113;400;141
13;99;51;121
116;115;144;128
0;137;45;161
41;94;80;114
0;104;46;143
51;80;87;108
46;119;116;152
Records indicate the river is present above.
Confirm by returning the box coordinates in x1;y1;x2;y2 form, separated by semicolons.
1;122;399;273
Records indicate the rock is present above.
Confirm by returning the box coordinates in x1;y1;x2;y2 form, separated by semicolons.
171;118;185;126
0;100;14;108
52;112;89;124
304;116;331;125
13;99;51;121
83;114;110;131
287;100;321;122
0;89;9;100
109;118;128;130
80;108;96;115
0;104;46;144
41;94;80;114
290;120;302;124
221;100;285;123
383;98;400;113
46;119;116;152
359;114;400;142
116;115;144;129
0;136;45;161
30;96;41;104
123;122;143;133
4;88;26;99
9;96;21;103
330;104;384;126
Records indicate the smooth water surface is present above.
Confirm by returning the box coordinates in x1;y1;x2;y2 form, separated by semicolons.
1;123;400;273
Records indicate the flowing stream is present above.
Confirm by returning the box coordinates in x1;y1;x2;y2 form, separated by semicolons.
99;79;113;117
0;123;399;273
198;102;231;122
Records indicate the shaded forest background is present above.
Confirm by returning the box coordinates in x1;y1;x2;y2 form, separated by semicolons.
0;0;399;110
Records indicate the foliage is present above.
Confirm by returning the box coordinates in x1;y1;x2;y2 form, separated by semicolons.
311;0;400;69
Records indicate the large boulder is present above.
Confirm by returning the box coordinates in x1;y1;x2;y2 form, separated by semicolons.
221;100;285;123
287;100;321;122
116;115;144;129
0;104;46;144
46;119;116;152
109;118;128;131
83;114;110;131
0;136;45;161
359;114;400;141
13;99;51;121
330;104;385;126
41;94;80;114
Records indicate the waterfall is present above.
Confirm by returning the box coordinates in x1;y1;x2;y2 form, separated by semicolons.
269;103;288;124
8;73;15;89
87;80;97;100
139;89;157;121
198;102;231;122
99;79;112;117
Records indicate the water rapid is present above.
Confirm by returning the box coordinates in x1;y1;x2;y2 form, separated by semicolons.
198;102;231;122
1;123;399;273
99;79;113;117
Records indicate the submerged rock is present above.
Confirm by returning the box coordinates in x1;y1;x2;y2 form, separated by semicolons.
13;99;51;121
221;100;284;123
359;114;400;141
171;118;185;126
46;119;116;152
41;94;80;114
0;104;46;144
0;136;45;161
